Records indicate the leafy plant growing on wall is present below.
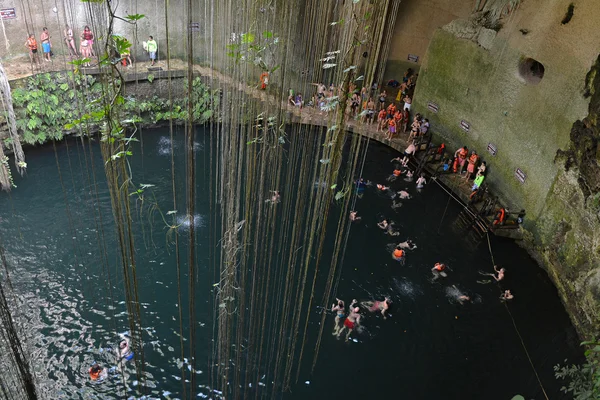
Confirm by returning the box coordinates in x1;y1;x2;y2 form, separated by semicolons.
555;339;600;399
10;73;218;146
12;72;101;144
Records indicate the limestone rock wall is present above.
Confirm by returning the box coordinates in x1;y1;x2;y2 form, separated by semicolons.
412;0;600;223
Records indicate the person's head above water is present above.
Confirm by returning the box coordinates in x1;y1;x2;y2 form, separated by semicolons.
119;340;127;349
90;363;102;373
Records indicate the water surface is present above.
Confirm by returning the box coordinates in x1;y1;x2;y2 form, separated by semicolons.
0;127;581;399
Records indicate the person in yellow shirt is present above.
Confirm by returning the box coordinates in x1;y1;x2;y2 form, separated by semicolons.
146;36;157;66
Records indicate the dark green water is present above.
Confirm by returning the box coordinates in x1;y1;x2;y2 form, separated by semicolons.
0;127;581;399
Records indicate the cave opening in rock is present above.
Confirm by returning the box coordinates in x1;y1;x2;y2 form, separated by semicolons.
518;57;545;84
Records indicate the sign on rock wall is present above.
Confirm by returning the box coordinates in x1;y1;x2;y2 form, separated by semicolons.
515;168;527;184
0;8;16;20
427;102;439;113
460;120;470;132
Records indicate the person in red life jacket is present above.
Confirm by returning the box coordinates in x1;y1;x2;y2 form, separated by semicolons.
259;70;269;90
432;262;447;280
464;150;479;181
493;207;507;226
452;146;468;173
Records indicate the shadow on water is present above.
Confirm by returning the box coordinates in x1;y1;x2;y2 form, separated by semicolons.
0;127;582;399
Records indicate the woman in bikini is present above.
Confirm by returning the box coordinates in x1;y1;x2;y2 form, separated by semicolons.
331;298;346;335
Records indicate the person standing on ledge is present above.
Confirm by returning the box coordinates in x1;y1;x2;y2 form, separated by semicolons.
25;34;40;67
40;27;52;62
453;146;468;173
147;36;158;66
81;26;95;56
465;150;479;181
64;25;77;56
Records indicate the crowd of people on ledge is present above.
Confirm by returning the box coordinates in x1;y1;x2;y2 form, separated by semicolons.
25;25;158;69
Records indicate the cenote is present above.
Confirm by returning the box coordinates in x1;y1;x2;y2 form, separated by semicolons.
0;127;582;399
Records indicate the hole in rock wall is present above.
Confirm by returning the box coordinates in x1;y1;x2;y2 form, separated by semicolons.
561;3;574;24
518;58;545;85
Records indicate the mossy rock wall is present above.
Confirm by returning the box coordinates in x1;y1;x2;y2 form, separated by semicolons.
535;168;600;334
412;29;589;224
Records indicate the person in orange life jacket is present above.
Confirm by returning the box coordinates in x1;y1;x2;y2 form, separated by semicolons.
432;262;447;280
453;146;468;173
392;247;405;261
377;108;388;132
493;207;507;226
386;118;396;141
464;151;479;180
25;34;41;66
89;362;107;381
260;70;269;90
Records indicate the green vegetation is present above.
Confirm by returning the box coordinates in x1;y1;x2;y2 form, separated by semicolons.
10;72;218;146
555;340;600;399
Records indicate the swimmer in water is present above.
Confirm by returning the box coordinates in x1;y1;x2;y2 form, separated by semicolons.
416;174;426;189
396;239;417;250
337;300;361;341
491;265;505;281
361;297;391;320
391;200;402;210
432;263;447;280
391;155;409;167
376;184;390;191
118;338;134;363
268;190;281;204
404;170;414;182
458;295;471;304
378;219;400;236
451;285;471;304
349;211;361;222
331;298;345;335
500;290;514;301
89;362;107;381
387;169;403;182
392;247;405;262
377;219;389;230
397;190;411;200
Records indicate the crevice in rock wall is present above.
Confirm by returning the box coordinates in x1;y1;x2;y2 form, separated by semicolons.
561;3;575;25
